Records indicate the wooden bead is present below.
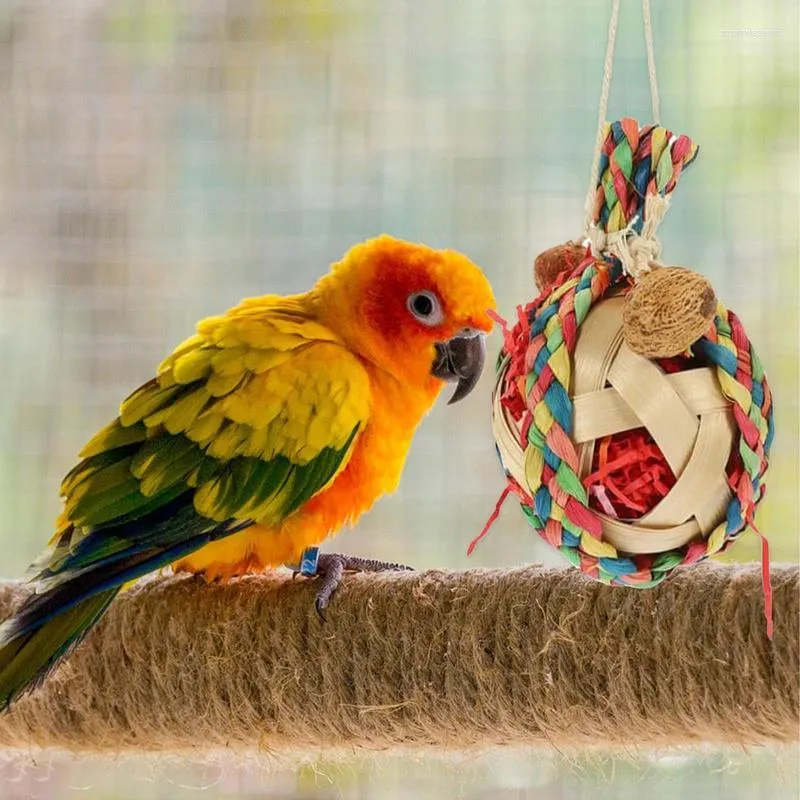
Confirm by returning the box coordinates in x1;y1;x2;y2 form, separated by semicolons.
533;243;588;291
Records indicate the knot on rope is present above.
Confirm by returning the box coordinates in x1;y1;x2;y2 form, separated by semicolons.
584;216;663;279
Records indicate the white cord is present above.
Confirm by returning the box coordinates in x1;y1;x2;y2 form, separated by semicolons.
581;0;665;278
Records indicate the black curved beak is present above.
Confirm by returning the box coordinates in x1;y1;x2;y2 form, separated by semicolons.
431;331;487;404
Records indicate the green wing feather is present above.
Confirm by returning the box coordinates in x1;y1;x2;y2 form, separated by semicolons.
46;299;372;575
0;298;372;710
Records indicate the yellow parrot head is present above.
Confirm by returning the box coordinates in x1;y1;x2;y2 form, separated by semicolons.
314;235;496;403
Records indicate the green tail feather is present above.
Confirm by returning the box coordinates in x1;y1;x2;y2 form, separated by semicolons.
0;589;118;711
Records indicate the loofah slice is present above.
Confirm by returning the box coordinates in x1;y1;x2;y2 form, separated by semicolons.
622;266;717;358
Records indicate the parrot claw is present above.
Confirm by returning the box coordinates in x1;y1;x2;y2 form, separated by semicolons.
312;553;414;619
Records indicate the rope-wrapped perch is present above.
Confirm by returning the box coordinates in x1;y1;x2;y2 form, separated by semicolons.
0;563;797;753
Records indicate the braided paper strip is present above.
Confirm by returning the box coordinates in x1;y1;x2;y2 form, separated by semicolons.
590;118;699;235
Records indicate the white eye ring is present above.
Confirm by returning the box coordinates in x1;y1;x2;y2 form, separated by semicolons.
407;290;445;326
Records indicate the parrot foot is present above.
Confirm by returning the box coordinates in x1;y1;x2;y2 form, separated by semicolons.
312;553;413;620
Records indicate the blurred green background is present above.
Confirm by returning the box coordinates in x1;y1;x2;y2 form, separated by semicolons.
0;0;797;797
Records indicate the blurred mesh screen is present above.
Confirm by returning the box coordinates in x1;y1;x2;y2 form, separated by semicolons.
0;0;797;795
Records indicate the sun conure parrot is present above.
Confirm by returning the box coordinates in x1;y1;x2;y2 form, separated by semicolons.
0;234;495;711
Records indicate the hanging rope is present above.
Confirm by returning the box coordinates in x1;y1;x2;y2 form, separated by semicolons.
582;0;668;278
642;0;661;124
583;0;623;237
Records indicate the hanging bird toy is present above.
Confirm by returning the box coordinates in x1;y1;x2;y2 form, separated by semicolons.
473;0;775;636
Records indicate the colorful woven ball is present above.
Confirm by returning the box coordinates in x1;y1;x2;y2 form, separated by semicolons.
482;119;774;629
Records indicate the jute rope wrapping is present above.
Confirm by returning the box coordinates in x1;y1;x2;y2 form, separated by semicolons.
0;564;797;753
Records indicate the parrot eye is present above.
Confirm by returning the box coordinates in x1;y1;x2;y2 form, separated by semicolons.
407;291;444;326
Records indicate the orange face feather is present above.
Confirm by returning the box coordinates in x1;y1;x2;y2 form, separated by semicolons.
312;235;495;385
